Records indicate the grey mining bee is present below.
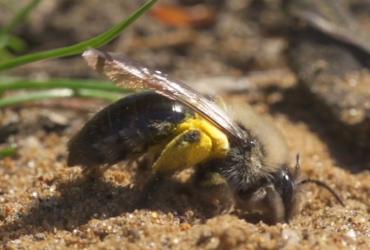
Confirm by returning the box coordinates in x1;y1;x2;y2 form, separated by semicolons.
67;49;343;224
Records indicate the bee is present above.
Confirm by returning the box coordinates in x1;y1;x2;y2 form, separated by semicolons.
67;49;344;224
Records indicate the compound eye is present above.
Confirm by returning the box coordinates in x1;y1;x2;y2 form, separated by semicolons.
274;169;295;205
272;168;297;221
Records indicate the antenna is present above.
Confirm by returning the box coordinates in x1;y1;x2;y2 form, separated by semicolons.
298;179;345;207
294;153;301;178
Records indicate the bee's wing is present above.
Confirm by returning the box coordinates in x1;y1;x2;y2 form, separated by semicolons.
83;49;245;141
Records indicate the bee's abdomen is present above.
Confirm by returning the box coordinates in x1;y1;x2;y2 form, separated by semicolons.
67;92;193;168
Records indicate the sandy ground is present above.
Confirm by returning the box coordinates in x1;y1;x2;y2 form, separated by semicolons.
0;0;369;249
0;82;369;249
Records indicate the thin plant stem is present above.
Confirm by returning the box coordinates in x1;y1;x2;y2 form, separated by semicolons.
1;0;42;34
0;77;126;92
0;146;17;159
0;89;123;108
0;0;157;71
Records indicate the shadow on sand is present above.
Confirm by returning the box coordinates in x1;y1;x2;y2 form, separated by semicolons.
0;173;211;244
256;84;369;173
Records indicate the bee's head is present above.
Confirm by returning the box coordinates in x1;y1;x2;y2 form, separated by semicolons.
234;167;300;224
217;136;300;224
271;167;300;222
234;158;344;224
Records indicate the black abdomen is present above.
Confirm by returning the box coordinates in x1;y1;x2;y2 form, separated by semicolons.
67;91;193;167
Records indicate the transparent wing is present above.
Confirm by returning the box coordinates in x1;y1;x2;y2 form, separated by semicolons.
83;49;246;141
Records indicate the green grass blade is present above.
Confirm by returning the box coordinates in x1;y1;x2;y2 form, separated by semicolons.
75;89;123;101
1;0;42;34
0;49;13;61
0;89;74;107
0;0;41;52
0;146;17;159
0;88;124;108
0;0;157;71
7;35;27;52
0;77;127;92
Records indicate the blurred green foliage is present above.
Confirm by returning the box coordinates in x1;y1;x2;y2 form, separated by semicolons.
0;0;157;107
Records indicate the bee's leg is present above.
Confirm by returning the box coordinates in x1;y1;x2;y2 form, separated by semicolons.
137;129;213;208
136;173;165;208
136;150;159;171
81;165;110;180
152;129;212;173
134;142;167;173
135;155;152;171
191;166;235;215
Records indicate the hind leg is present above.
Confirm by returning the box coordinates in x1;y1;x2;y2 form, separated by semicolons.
190;166;235;215
81;164;111;181
135;173;165;208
